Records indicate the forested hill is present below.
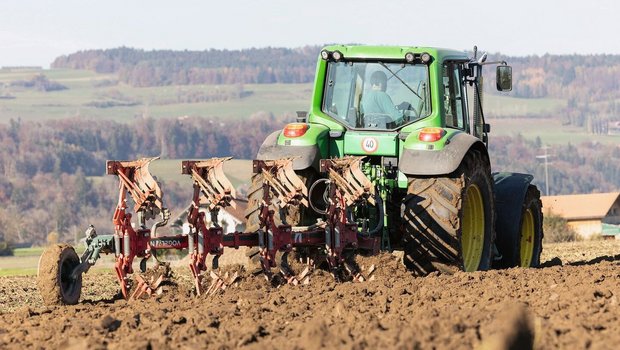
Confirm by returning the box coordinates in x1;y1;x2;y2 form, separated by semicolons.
51;46;319;86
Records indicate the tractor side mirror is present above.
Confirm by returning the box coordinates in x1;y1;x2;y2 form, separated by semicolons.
496;65;512;91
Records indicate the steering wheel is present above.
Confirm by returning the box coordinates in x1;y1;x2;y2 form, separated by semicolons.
398;101;420;121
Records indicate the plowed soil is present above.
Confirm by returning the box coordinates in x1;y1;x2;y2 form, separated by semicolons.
1;241;620;349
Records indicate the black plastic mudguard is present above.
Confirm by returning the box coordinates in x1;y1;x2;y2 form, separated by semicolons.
255;131;321;170
493;172;534;257
399;133;486;176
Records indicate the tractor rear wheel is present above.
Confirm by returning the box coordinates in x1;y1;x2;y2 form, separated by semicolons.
245;171;281;233
37;244;82;305
245;168;318;272
245;168;317;232
500;185;543;268
402;150;495;275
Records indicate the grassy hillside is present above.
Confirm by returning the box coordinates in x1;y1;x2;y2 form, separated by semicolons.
0;68;310;122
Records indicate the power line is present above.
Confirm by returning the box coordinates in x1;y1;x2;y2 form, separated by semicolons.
535;146;553;196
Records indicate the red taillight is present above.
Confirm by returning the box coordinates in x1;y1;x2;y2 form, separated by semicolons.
418;127;446;142
283;123;309;138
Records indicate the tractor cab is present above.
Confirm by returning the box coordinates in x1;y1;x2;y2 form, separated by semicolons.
313;46;513;144
322;59;431;130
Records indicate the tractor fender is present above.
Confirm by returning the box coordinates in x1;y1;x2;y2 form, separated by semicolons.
493;172;534;258
399;132;487;176
256;130;322;170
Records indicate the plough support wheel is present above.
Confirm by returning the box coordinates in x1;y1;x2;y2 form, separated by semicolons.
37;244;82;306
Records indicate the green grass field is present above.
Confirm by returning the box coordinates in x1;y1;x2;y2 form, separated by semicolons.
0;246;107;276
0;68;310;122
484;94;566;117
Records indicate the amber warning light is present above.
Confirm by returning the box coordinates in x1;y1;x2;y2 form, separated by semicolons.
418;127;446;142
283;123;309;138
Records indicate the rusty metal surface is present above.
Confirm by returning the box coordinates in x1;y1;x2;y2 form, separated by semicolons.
107;157;164;213
322;156;375;207
182;158;236;210
254;158;308;208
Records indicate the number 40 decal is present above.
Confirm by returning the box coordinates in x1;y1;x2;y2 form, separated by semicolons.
362;137;379;153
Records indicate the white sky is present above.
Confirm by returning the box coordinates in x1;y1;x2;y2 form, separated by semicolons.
1;0;619;67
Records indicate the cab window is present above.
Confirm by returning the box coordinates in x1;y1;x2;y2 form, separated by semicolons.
442;62;467;130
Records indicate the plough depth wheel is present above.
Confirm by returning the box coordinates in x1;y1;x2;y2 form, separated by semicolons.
37;244;82;305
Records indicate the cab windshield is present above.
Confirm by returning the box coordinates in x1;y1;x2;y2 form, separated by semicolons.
322;61;431;130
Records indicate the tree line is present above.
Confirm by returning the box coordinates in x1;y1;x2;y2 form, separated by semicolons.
0;113;284;178
490;134;620;195
51;46;318;86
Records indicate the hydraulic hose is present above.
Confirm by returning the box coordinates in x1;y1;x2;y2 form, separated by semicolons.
358;193;384;237
348;192;383;238
308;178;330;215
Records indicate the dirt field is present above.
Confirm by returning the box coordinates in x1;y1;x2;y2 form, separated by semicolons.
1;240;620;349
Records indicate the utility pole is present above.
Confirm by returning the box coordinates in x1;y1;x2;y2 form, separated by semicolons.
536;146;552;196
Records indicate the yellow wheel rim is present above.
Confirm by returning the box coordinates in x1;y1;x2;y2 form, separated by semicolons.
519;208;535;267
461;184;485;272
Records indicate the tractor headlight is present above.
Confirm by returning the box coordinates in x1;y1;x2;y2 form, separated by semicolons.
405;52;415;63
421;52;431;63
320;50;330;60
332;50;343;62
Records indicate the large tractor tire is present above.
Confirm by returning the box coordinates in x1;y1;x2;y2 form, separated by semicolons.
245;171;280;233
245;168;319;272
245;168;317;232
37;244;82;305
402;150;495;275
499;185;544;268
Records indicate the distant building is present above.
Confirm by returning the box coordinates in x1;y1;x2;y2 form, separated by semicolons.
178;199;248;235
608;121;620;136
541;192;620;239
202;199;248;234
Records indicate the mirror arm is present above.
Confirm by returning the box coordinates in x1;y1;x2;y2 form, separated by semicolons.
479;60;507;66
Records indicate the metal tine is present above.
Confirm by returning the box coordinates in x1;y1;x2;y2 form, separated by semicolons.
211;158;236;196
329;156;375;206
134;157;164;209
261;166;304;208
191;157;237;209
210;161;237;208
347;158;375;204
203;159;232;197
275;166;302;206
329;168;362;207
266;158;307;206
114;157;164;212
192;169;229;210
279;158;306;195
260;170;290;206
131;276;150;299
328;168;355;206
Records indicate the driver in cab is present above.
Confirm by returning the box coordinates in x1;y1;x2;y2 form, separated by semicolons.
362;71;409;127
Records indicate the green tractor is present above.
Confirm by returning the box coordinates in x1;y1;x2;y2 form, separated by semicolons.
247;45;543;274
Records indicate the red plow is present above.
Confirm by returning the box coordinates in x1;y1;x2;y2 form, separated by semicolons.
37;156;381;305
